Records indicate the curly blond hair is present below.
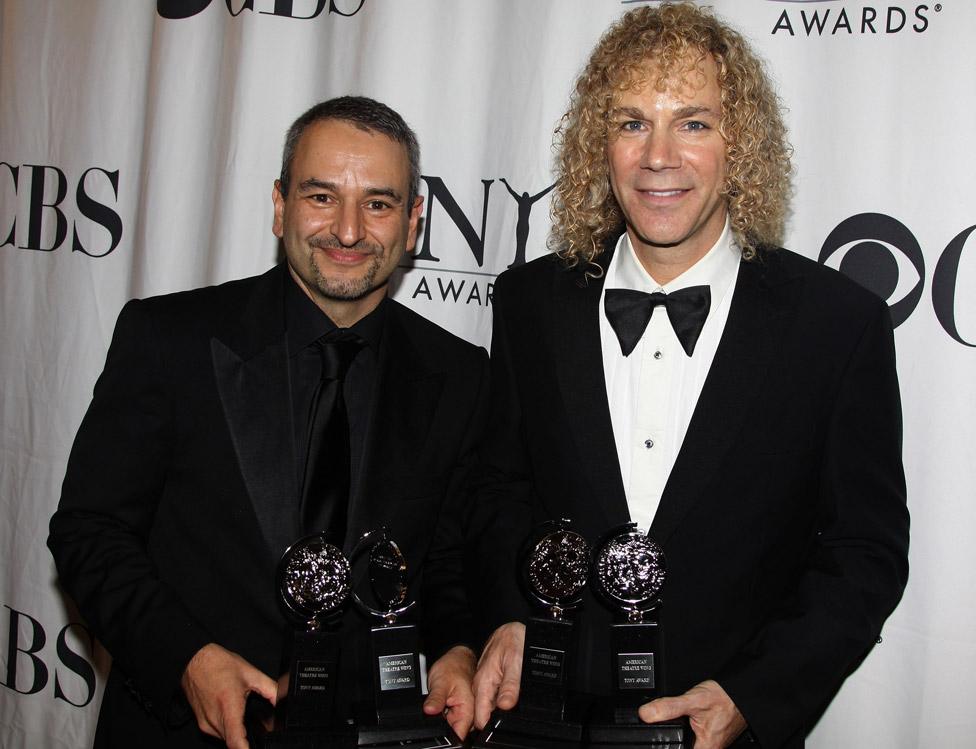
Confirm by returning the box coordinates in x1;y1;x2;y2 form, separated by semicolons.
551;1;792;268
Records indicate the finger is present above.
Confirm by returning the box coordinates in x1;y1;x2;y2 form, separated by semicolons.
248;671;279;706
223;723;250;749
446;697;474;740
639;695;689;724
444;683;475;740
220;697;250;749
494;660;521;711
495;678;520;710
473;670;500;729
423;680;447;714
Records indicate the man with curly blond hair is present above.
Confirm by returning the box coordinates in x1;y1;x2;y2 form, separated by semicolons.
468;4;908;749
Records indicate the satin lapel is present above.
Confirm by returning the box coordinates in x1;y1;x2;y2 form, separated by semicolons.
211;266;299;560
347;302;445;569
552;256;631;533
650;255;795;545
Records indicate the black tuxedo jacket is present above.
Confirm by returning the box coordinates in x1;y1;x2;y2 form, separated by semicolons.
49;264;488;748
468;245;909;748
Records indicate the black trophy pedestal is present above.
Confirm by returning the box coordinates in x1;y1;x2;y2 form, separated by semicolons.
473;703;586;749
249;702;357;749
585;699;691;748
353;623;463;748
472;613;584;749
256;725;357;749
250;628;357;749
355;708;462;748
584;618;690;747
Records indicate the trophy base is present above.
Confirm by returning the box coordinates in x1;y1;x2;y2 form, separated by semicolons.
471;708;584;749
252;725;358;749
356;711;463;748
586;700;691;748
245;694;357;749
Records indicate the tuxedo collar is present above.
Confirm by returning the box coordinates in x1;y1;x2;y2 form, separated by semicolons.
651;249;800;544
214;264;289;362
551;241;801;544
551;242;631;533
210;265;300;560
608;218;739;299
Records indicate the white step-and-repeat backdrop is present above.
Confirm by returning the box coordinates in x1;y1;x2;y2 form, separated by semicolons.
2;1;973;746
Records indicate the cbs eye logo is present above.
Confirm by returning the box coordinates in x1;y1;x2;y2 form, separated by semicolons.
819;213;976;347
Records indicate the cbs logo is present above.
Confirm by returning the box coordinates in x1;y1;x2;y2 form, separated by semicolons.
819;213;975;347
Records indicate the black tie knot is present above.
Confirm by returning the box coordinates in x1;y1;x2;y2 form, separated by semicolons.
605;285;711;357
316;330;365;381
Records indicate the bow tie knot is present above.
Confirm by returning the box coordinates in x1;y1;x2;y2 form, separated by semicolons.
605;285;711;357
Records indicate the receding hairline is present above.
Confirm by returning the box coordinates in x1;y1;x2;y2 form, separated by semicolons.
298;115;413;150
288;117;415;195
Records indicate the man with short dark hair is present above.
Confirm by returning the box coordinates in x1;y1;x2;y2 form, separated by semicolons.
49;96;485;748
470;5;909;748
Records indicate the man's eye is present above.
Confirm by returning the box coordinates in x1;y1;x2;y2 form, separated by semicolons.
683;121;709;132
367;200;391;210
310;193;332;203
620;120;644;132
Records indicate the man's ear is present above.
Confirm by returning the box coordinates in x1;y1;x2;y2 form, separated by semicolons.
271;180;286;238
406;194;425;253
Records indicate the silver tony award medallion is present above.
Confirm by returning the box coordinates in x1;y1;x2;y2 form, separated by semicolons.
593;527;666;623
251;534;356;749
473;519;591;749
587;523;689;749
349;528;460;749
525;526;590;617
279;536;352;625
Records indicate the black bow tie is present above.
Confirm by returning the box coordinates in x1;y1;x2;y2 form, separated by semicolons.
604;285;711;357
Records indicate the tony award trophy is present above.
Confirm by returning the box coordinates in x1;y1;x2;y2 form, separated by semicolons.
586;523;690;748
350;528;462;748
474;519;590;749
252;533;356;748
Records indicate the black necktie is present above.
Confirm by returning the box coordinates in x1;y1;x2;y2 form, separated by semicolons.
300;329;364;545
604;285;711;357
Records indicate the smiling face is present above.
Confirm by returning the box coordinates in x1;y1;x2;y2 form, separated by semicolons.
606;53;728;283
272;118;423;326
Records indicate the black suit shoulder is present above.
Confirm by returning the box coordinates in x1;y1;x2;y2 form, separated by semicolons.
756;247;894;348
491;252;593;337
388;298;486;361
760;246;888;309
118;266;280;339
134;269;265;310
493;252;566;299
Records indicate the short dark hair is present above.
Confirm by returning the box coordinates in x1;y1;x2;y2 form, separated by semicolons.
278;96;421;207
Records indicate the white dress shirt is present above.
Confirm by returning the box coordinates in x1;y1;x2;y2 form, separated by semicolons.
599;219;741;531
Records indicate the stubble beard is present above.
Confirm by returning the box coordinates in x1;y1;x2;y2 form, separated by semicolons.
307;239;385;302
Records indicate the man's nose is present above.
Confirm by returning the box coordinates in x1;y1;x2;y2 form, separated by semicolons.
333;201;365;247
640;129;680;171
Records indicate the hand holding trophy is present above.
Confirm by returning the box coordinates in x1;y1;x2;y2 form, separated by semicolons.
474;519;591;749
351;528;463;748
587;522;690;748
252;533;357;748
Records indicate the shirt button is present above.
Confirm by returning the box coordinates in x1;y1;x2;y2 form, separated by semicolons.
644;438;654;449
653;350;663;360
